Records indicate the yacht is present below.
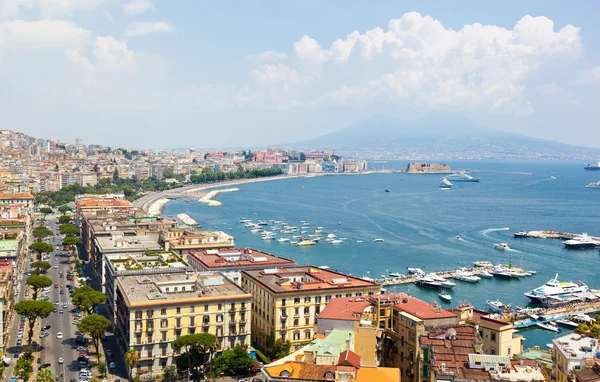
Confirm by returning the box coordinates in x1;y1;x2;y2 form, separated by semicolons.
389;272;404;278
536;322;561;333
439;290;452;302
473;261;493;268
415;277;443;289
446;173;480;182
494;243;510;251
454;271;481;283
276;238;290;243
373;238;384;243
297;240;316;247
513;231;529;238
562;234;600;249
439;178;453;189
491;266;515;278
524;274;589;302
478;270;493;278
586;181;600;189
486;299;511;313
331;239;344;244
425;273;455;288
555;319;578;328
356;240;364;243
407;267;425;276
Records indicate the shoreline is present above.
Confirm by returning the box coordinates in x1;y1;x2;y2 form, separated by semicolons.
198;188;239;207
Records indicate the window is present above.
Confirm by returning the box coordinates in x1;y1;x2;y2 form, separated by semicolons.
294;308;299;315
304;296;311;303
293;298;300;304
508;347;512;355
315;296;322;303
216;314;223;323
491;333;496;341
176;307;181;314
218;303;222;310
160;319;168;328
325;371;334;379
325;295;331;302
281;298;286;306
335;294;342;298
305;318;309;325
190;306;195;313
162;347;167;357
422;365;429;378
161;331;167;341
190;316;195;326
188;328;195;334
305;330;311;339
147;333;153;342
204;305;209;312
315;306;320;315
303;307;309;315
490;347;496;355
293;331;300;340
293;319;298;326
146;310;153;318
160;308;167;315
203;316;210;324
135;311;142;319
176;318;181;327
231;303;236;310
175;329;182;338
345;293;352;297
216;326;223;337
147;349;152;358
135;335;141;345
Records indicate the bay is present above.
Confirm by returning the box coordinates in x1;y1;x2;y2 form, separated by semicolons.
162;160;600;349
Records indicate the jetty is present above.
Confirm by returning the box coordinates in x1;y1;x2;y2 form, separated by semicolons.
514;230;578;239
198;188;239;207
176;213;198;226
373;266;528;286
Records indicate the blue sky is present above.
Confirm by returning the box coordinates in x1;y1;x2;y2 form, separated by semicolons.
1;0;599;148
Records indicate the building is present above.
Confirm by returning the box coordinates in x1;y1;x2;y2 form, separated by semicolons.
186;247;296;285
0;239;20;260
0;193;34;208
575;361;600;382
114;272;252;375
75;172;98;187
382;294;458;382
553;333;600;382
241;266;381;350
304;151;333;160
75;197;133;226
160;228;235;255
0;260;14;355
420;326;480;381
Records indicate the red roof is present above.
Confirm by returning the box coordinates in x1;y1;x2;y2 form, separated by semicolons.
0;193;33;199
338;350;361;369
317;297;371;321
76;199;132;208
394;296;457;320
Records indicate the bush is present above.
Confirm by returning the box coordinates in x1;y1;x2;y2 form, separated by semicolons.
576;324;590;334
253;347;271;364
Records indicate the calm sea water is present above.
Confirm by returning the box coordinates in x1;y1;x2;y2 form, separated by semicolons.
163;160;600;349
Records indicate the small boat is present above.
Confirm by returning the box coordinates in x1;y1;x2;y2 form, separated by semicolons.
425;273;455;288
277;238;290;243
338;222;342;225
257;221;269;226
455;235;462;241
385;189;390;193
250;228;262;233
373;238;384;243
331;240;344;244
407;267;425;276
478;270;493;278
486;299;510;313
513;231;529;238
586;181;600;189
454;271;481;283
290;241;298;245
389;272;403;278
473;261;493;268
536;322;561;333
550;176;557;179
356;240;364;243
555;319;578;328
439;178;453;189
228;228;233;231
439;290;452;302
447;173;480;182
494;243;510;251
327;233;337;239
297;240;316;247
311;238;320;243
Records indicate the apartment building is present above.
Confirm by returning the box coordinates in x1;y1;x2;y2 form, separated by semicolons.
186;247;296;285
553;333;600;382
75;197;133;226
0;193;33;208
115;272;252;375
0;260;14;356
241;266;381;350
160;228;235;255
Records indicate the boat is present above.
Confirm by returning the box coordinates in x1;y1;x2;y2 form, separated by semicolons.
584;161;600;171
356;240;364;243
490;266;515;278
478;270;493;278
257;221;269;226
389;272;404;278
297;240;316;247
455;235;462;241
536;322;561;333
446;173;480;182
373;238;384;243
415;277;443;289
494;243;510;251
513;231;529;238
327;233;337;239
550;176;557;179
454;271;481;283
385;189;390;193
407;267;425;276
486;299;511;313
439;178;453;189
250;228;262;233
425;273;455;288
277;238;290;243
555;319;578;328
473;261;493;268
586;181;600;189
562;234;600;249
331;240;344;244
290;241;298;245
572;314;594;323
439;290;452;302
524;274;589;302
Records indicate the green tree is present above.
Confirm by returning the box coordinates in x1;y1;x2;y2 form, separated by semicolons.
26;274;52;300
113;169;120;183
29;242;53;261
39;207;53;215
162;365;177;382
576;323;590;334
172;334;199;373
59;223;79;236
14;300;54;345
15;350;33;381
63;236;82;251
213;345;254;376
271;338;292;359
32;226;53;242
125;349;140;382
36;366;56;382
57;205;71;213
77;314;111;361
58;215;72;224
93;164;99;173
30;261;51;274
72;285;107;314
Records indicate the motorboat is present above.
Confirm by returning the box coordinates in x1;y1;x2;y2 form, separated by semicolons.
250;228;262;233
446;173;480;182
415;277;443;289
562;234;600;249
439;178;453;189
257;221;269;226
494;243;510;251
331;239;344;244
478;270;493;278
455;235;462;241
555;319;578;328
439;290;452;302
407;268;425;276
356;240;364;243
389;272;404;278
373;238;384;243
586;181;600;188
524;274;589;302
536;322;561;333
454;271;481;283
277;238;290;243
513;231;529;238
490;266;515;278
297;240;316;247
486;299;511;313
572;314;594;323
473;261;493;268
425;273;455;288
509;270;529;278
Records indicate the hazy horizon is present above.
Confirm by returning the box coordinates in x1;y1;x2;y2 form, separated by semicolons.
1;1;599;148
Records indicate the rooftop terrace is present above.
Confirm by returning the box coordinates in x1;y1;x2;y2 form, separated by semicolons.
187;247;296;270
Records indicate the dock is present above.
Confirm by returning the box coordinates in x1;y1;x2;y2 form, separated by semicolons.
374;266;523;286
176;213;198;226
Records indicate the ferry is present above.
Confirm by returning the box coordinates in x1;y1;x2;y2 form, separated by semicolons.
446;173;480;182
524;274;589;302
584;161;600;171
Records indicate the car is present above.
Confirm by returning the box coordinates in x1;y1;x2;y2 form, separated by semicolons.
78;355;89;362
105;349;112;356
54;283;58;288
63;303;67;308
77;346;86;351
54;300;59;305
40;363;51;369
79;371;91;376
56;332;63;339
58;357;64;364
59;309;64;314
59;270;62;274
39;332;49;338
60;290;64;294
42;325;51;330
60;274;64;278
16;339;22;347
19;325;24;330
109;362;116;369
54;264;58;269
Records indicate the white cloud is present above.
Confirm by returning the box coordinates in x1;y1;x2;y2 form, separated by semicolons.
91;36;134;70
0;0;103;19
0;19;90;50
122;0;153;15
124;21;174;37
571;67;600;85
245;50;288;64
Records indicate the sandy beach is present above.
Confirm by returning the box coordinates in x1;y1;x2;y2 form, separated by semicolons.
198;188;239;206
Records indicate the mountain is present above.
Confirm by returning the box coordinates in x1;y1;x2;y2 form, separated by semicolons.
289;113;600;159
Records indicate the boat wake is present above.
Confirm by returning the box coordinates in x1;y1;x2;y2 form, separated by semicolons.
480;227;510;237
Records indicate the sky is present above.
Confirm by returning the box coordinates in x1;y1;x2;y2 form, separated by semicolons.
1;0;599;149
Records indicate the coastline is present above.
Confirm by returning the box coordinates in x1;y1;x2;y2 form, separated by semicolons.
199;188;239;207
147;198;170;217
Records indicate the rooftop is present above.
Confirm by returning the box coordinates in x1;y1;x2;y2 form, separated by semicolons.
117;272;250;307
107;251;191;273
0;193;33;199
187;247;296;270
394;295;457;320
422;326;478;373
304;329;354;357
553;333;600;361
242;266;379;294
76;198;132;208
0;240;19;252
95;232;161;253
317;297;372;322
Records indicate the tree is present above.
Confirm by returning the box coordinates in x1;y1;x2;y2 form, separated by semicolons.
213;345;254;376
54;164;59;171
77;314;111;361
72;286;107;314
63;236;82;250
271;338;292;359
125;349;140;382
39;207;53;215
58;215;72;224
27;274;53;299
32;226;53;242
113;169;120;183
173;333;218;374
30;261;51;275
162;365;177;382
29;242;53;261
14;300;54;345
93;164;99;173
59;223;79;236
172;334;200;373
57;205;71;213
37;367;56;382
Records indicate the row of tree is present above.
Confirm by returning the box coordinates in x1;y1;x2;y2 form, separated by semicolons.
189;167;283;184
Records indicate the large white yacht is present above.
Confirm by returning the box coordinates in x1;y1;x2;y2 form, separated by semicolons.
524;274;589;302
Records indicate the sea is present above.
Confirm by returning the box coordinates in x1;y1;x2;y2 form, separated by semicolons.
162;160;600;350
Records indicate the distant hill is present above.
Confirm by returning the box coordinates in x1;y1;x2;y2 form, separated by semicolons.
288;113;600;159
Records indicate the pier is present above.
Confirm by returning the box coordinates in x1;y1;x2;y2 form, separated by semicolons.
373;266;521;286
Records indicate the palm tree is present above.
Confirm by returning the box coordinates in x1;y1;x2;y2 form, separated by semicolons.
125;348;140;382
37;368;56;382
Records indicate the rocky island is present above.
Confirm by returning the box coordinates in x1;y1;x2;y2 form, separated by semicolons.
401;162;453;174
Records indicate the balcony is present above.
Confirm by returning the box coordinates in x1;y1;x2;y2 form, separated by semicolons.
146;327;154;332
228;331;237;336
135;327;143;333
240;318;247;324
229;307;237;312
280;315;287;321
202;322;210;327
229;319;237;324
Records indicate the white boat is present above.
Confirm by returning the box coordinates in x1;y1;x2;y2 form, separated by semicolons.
473;261;493;268
407;267;425;276
447;173;480;182
277;238;290;243
455;235;462;241
439;290;452;302
389;272;404;278
486;299;510;313
585;181;600;189
491;266;515;278
250;228;262;233
478;270;493;278
356;240;364;243
439;178;453;189
494;243;510;250
425;273;455;288
327;233;337;239
555;319;578;328
297;240;316;247
572;314;594;323
331;240;344;244
524;274;589;302
373;238;384;243
562;234;600;249
536;322;561;333
454;271;480;283
415;277;443;289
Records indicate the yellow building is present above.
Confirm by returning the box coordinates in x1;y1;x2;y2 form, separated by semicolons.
552;333;599;382
160;228;235;255
115;272;252;375
241;266;381;351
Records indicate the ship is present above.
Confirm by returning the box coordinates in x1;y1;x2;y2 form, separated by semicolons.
584;161;600;170
453;271;481;283
586;181;600;189
493;243;510;251
513;231;529;238
523;274;589;302
446;173;480;182
486;299;510;313
562;234;600;249
439;178;453;189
